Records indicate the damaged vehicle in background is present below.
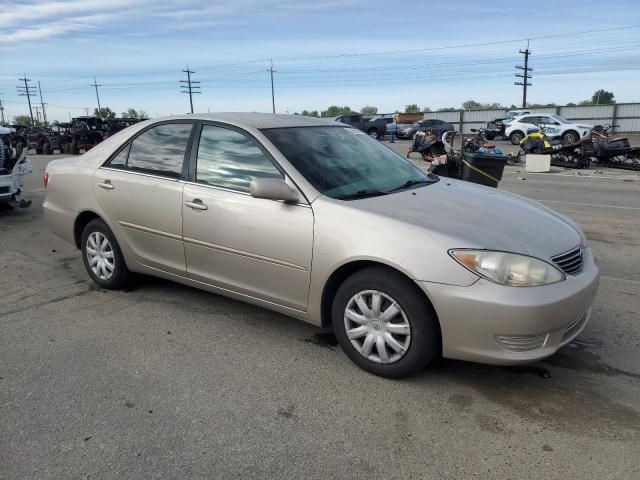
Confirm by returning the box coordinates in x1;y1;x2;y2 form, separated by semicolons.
0;126;32;209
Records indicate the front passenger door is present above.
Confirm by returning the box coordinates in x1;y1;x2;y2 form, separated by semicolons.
182;124;314;311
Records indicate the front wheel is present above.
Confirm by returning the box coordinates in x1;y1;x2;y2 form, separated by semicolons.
562;131;579;145
509;131;524;145
332;267;440;378
81;218;130;289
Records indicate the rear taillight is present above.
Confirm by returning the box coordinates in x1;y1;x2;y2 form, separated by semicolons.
43;171;49;188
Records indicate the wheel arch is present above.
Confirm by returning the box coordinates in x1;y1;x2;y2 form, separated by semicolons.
319;260;442;337
73;210;102;249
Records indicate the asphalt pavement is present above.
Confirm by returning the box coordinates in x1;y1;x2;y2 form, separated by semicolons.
1;150;639;479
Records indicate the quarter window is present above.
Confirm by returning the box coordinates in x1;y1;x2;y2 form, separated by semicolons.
195;125;282;193
108;144;130;169
122;123;193;178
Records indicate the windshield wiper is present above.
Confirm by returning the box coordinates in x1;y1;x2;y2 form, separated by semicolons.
335;189;389;200
385;178;433;193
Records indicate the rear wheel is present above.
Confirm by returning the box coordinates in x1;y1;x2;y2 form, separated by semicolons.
81;218;130;289
70;142;79;155
332;267;440;378
42;142;52;155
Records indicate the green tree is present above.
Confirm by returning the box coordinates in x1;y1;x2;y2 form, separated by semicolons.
321;105;352;117
360;105;378;116
437;107;458;112
526;102;557;108
301;109;319;117
404;104;420;113
421;106;432;112
592;89;615;105
13;115;32;126
566;102;577;107
94;107;116;119
462;100;503;110
138;110;148;119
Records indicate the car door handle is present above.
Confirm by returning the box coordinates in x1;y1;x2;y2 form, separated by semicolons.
98;181;114;190
184;200;208;211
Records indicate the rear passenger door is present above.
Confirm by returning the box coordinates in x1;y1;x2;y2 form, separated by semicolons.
93;121;195;274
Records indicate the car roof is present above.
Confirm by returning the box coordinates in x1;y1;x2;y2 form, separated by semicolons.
152;112;339;129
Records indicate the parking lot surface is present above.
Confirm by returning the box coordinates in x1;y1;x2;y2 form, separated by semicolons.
2;150;639;479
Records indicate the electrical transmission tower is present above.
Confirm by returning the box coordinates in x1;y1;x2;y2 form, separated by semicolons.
180;66;201;114
17;75;37;125
38;81;48;125
90;76;103;111
515;41;533;108
267;59;277;114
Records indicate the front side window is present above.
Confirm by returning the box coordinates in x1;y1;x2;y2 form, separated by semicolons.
124;123;193;178
195;125;282;193
262;126;436;199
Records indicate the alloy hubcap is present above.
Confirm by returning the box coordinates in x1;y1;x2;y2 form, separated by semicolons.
344;290;411;364
86;231;115;280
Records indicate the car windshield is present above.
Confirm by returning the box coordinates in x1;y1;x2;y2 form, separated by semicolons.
551;114;570;124
262;126;437;199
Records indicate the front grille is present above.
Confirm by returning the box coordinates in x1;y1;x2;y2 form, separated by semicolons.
0;186;10;194
552;245;584;275
495;333;548;352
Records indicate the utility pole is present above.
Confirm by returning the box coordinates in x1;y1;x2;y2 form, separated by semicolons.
0;95;5;125
17;75;37;125
90;76;102;112
35;106;41;125
515;41;533;108
38;81;48;125
267;59;277;114
180;65;201;114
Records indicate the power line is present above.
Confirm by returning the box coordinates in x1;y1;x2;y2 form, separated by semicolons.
0;95;6;125
515;41;532;108
16;75;37;125
90;76;103;111
180;65;201;114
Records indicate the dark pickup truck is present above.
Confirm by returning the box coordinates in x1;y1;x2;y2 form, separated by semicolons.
332;113;387;139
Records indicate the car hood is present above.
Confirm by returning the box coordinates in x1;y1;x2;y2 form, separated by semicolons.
343;178;581;259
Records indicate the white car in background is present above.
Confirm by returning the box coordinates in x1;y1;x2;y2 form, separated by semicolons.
505;114;593;145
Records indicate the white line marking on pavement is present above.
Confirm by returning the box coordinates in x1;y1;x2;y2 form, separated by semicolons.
601;276;640;285
29;188;45;192
534;199;640;210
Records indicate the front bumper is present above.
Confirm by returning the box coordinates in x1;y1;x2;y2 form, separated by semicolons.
420;248;599;365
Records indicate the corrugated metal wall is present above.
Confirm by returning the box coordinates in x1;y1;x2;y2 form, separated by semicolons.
395;103;640;133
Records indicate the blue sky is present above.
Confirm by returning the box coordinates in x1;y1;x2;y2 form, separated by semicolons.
1;0;640;122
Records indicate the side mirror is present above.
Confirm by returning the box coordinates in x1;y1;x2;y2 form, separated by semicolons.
249;178;300;203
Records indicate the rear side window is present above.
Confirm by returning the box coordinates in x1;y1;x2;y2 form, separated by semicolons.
195;125;282;193
107;123;193;178
520;116;537;124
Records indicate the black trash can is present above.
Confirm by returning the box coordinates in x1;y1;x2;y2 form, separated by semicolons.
461;152;508;188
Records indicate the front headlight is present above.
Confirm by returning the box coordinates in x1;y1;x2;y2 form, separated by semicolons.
449;250;565;287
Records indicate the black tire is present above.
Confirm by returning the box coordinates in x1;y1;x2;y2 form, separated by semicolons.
485;132;495;140
367;128;380;139
562;130;579;145
332;267;440;378
70;142;79;155
81;218;130;289
63;143;71;154
509;130;524;145
42;142;52;155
